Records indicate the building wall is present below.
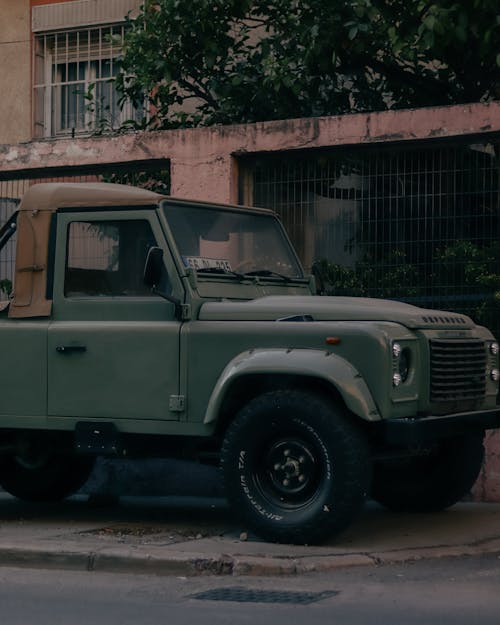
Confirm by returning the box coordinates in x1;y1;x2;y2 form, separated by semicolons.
0;0;141;144
0;0;31;144
1;101;500;202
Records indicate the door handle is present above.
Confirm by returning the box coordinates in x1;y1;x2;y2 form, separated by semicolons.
56;345;87;354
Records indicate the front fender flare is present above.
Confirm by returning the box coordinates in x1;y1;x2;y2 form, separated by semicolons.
203;348;380;425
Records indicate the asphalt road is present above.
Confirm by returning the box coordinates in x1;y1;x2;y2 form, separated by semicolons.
2;553;499;625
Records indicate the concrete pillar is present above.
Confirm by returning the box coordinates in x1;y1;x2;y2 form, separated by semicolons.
472;432;500;502
170;154;239;204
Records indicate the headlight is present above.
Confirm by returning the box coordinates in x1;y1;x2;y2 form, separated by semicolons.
490;342;499;355
392;342;411;386
392;343;402;358
399;348;411;382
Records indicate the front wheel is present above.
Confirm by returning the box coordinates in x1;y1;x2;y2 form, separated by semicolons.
371;433;485;512
0;450;95;502
221;390;371;545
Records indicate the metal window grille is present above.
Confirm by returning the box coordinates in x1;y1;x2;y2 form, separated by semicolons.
67;222;120;272
33;25;143;138
241;140;500;337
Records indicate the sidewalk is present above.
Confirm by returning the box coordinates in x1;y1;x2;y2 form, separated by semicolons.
1;492;500;576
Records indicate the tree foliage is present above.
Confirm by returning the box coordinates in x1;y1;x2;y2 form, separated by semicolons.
313;239;500;331
116;0;500;128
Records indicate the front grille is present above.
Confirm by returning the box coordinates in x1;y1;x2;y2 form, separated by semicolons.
430;339;487;403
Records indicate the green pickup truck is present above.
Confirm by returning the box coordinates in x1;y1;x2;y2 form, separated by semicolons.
0;181;499;544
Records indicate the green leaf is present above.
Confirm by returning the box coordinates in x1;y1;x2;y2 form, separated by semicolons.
455;25;467;42
423;15;437;30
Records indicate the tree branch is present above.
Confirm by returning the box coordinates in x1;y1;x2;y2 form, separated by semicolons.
342;52;454;102
177;77;219;109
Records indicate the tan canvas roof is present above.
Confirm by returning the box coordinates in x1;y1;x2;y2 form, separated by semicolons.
9;182;164;319
18;181;164;213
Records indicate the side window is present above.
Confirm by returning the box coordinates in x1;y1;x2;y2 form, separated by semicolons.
65;220;162;297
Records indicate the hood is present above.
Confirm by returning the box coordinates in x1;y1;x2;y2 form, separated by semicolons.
198;296;474;330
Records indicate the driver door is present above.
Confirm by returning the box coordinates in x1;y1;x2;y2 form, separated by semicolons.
47;209;182;422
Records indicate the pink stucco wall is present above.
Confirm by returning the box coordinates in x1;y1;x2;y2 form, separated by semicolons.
2;101;500;205
1;101;500;500
472;431;500;502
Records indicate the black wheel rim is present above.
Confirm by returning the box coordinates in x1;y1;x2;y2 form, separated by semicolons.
255;436;323;509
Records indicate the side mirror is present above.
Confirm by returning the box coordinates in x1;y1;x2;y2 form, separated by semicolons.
143;246;164;289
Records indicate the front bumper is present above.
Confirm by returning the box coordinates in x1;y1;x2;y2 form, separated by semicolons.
383;408;500;446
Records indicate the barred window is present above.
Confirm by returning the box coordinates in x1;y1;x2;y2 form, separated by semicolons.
34;25;142;138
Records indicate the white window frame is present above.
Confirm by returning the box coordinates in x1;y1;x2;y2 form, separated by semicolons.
34;24;142;138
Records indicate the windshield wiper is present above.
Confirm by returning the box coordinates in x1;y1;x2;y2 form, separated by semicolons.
197;267;303;283
243;269;295;282
197;267;246;280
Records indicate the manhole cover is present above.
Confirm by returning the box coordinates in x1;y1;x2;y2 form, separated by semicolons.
190;587;338;605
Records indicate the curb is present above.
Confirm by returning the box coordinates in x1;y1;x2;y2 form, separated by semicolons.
2;536;500;577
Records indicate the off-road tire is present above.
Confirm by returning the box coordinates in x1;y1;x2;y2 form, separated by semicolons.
371;433;485;512
0;453;95;502
221;389;371;545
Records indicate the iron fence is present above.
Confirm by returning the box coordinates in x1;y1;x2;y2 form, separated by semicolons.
3;140;500;340
242;139;500;338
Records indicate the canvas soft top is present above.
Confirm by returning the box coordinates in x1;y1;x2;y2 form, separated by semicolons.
9;182;164;319
18;181;164;213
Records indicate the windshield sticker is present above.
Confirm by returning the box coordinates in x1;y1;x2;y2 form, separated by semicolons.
183;256;232;271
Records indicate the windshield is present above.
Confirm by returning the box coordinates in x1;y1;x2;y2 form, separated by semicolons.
162;203;304;279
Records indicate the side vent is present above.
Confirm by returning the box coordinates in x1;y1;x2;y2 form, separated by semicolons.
422;315;467;325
